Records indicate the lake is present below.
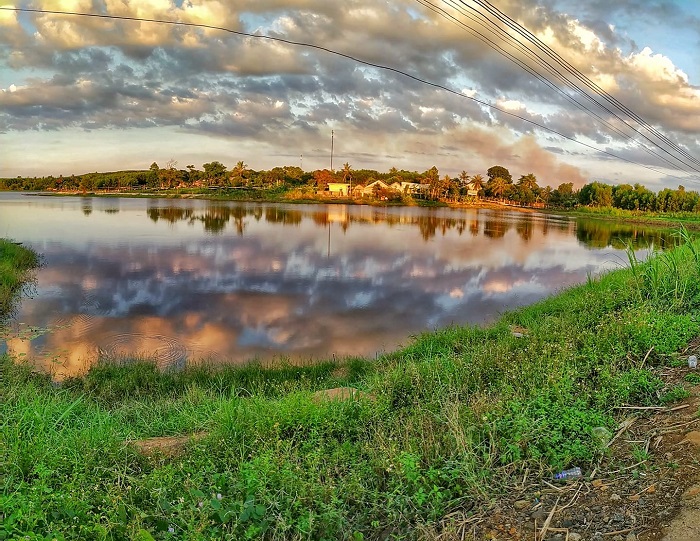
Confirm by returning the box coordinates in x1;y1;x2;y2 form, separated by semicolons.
0;193;674;378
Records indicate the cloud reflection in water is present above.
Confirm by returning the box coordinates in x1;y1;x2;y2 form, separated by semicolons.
0;195;676;378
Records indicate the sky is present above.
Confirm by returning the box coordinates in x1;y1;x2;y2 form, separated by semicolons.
0;0;699;191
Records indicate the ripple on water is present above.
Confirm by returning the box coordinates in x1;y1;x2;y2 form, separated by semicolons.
99;333;188;370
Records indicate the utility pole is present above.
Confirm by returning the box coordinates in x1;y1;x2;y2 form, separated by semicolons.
330;130;334;172
300;154;303;171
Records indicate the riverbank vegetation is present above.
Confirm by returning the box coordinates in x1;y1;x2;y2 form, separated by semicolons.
0;240;38;323
4;161;700;217
2;234;700;539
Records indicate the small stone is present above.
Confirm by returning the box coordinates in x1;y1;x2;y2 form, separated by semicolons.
683;431;700;447
568;534;582;541
514;499;530;510
610;493;622;502
683;485;700;499
531;509;548;521
626;533;637;541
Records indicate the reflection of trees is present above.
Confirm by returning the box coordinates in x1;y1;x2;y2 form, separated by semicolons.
469;220;479;237
265;207;303;225
576;219;677;249
138;204;586;245
148;207;195;224
81;197;93;216
312;211;329;226
201;206;233;234
483;219;510;239
516;215;534;242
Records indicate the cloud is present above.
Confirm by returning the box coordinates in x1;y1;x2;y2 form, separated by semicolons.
0;0;698;182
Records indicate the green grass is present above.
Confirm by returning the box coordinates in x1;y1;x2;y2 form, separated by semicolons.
3;236;700;539
563;206;700;229
0;240;39;324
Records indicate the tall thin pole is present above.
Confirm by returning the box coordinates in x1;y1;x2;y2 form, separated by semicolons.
330;130;334;171
300;154;303;170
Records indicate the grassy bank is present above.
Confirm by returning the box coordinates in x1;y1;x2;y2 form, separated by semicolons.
559;206;700;229
0;240;39;323
2;236;700;540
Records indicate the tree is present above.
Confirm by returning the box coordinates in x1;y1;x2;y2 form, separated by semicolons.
202;161;227;185
158;159;179;189
231;161;248;186
487;176;508;200
517;173;538;191
487;165;512;184
148;162;160;185
342;162;353;196
579;182;613;207
470;174;484;198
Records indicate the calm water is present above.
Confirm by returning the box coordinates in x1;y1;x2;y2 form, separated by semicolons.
0;193;674;378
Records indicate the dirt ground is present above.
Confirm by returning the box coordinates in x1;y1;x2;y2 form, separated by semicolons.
434;350;700;541
126;360;700;541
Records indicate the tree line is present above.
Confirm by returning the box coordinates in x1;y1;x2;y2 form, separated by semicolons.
2;160;699;212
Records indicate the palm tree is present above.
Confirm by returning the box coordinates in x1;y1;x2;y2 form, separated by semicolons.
488;176;508;201
470;174;484;199
232;161;248;186
517;173;538;191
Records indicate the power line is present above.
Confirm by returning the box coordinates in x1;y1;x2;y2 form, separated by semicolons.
471;0;700;169
417;0;698;175
456;0;700;172
0;6;696;182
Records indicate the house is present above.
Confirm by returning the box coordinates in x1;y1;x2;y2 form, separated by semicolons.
390;181;425;195
326;183;350;196
464;182;479;197
361;180;391;196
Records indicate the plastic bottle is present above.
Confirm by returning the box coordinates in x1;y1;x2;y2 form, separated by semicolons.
689;355;698;369
554;467;582;480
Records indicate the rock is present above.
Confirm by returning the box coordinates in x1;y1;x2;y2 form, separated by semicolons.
514;500;530;510
683;485;700;499
531;509;548;521
683;431;700;447
610;493;622;502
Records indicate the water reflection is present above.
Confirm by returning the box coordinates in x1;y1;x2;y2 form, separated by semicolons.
0;194;676;379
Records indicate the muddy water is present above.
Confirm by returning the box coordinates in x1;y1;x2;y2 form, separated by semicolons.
0;193;675;378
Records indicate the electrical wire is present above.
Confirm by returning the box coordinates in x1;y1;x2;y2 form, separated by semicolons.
417;0;696;175
456;0;700;171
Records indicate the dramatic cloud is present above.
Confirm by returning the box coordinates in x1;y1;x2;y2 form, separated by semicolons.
0;0;699;187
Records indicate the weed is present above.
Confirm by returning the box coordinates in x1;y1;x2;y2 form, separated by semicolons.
659;384;691;404
684;373;700;385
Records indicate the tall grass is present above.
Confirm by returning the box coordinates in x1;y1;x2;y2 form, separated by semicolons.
3;234;700;539
0;240;39;322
